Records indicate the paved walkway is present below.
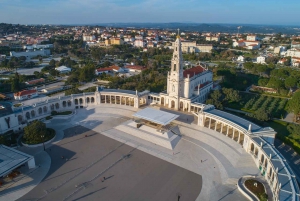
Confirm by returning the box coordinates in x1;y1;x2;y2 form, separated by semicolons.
0;151;51;201
3;104;263;201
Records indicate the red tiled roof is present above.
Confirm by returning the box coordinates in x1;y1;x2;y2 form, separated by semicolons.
14;89;37;97
194;81;212;90
183;65;206;78
26;78;45;85
96;67;112;72
125;65;145;70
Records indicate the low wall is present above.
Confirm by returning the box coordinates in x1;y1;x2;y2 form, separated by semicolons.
21;133;56;148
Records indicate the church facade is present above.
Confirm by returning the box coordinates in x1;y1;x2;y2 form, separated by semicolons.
158;35;213;111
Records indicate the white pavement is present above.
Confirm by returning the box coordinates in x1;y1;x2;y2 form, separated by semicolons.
68;104;260;201
2;104;260;201
0;151;51;201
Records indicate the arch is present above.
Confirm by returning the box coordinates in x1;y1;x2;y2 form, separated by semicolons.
43;106;48;113
55;103;59;109
86;97;90;103
179;101;183;111
79;98;83;104
116;96;120;104
254;147;258;157
26;112;30;119
63;101;67;107
31;110;35;117
18;115;23;124
91;97;95;103
101;95;105;103
67;100;72;107
171;100;175;108
161;97;164;105
38;107;42;114
264;159;268;168
250;143;254;152
75;99;79;105
106;96;110;104
50;104;55;111
111;96;115;104
261;154;265;164
269;167;273;178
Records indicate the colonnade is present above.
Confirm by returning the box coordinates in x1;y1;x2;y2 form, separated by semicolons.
204;116;245;145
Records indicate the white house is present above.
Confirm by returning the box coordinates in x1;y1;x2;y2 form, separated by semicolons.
256;56;266;64
237;56;244;62
134;40;144;48
95;67;112;75
14;89;38;100
55;66;72;73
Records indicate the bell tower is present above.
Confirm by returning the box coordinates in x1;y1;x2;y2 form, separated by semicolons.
167;29;184;109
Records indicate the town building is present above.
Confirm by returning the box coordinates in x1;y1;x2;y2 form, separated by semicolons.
256;56;266;64
10;49;51;59
205;35;220;42
172;41;213;53
105;37;124;46
25;78;45;85
286;48;300;58
55;66;72;73
95;67;112;75
14;89;38;100
125;65;146;73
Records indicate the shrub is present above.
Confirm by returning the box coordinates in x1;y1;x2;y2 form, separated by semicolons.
51;111;58;115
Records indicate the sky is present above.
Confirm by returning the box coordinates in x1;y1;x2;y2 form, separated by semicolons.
0;0;299;25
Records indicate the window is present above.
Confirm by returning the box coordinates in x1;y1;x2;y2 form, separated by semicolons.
173;64;176;71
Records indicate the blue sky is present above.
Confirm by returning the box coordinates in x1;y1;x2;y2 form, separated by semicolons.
0;0;299;25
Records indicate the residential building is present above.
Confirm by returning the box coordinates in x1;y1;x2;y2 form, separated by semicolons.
256;56;266;64
82;34;95;41
291;57;300;67
134;40;144;48
291;41;300;49
205;35;220;42
105;37;124;46
25;78;45;85
125;65;146;73
14;89;38;100
10;49;51;59
55;66;72;73
172;41;213;53
247;35;258;41
286;48;300;57
274;46;286;54
95;67;112;75
237;56;244;62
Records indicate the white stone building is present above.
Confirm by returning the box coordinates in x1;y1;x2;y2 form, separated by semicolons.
256;56;266;64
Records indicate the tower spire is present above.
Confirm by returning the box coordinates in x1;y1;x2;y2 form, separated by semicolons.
177;28;180;38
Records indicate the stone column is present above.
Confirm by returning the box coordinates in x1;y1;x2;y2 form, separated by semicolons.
214;122;218;131
238;132;241;144
226;127;229;136
209;118;211;128
220;123;223;133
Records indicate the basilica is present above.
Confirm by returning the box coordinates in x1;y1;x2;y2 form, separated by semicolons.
157;34;213;111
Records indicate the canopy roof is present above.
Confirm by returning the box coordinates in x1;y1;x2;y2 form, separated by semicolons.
133;108;179;126
0;145;33;177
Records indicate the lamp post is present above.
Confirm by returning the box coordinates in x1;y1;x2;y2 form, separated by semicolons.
176;193;181;201
41;134;45;151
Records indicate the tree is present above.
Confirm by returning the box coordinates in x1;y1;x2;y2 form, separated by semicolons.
206;90;223;109
258;78;269;87
250;108;270;121
287;90;300;116
285;77;298;89
23;121;47;144
222;88;241;102
11;72;20;92
49;59;56;67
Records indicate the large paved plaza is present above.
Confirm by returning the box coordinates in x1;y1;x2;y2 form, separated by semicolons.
2;104;261;201
19;126;202;201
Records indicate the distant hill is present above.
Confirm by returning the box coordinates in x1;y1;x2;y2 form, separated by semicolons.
87;22;300;35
